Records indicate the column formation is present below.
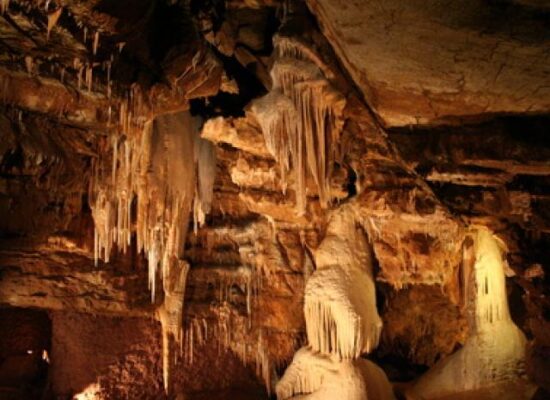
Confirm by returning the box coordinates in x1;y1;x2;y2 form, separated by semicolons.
409;227;533;399
276;206;395;400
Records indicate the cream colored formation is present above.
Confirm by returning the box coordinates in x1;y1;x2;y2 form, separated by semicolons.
89;110;215;393
276;207;394;400
84;26;532;400
252;33;533;399
90;111;214;301
277;210;532;399
251;35;345;215
408;227;534;399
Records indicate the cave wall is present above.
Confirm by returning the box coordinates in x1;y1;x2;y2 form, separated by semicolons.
49;312;262;399
0;0;548;398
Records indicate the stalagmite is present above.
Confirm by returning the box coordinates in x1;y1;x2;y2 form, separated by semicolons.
409;227;534;399
276;347;394;400
277;205;393;400
250;35;345;215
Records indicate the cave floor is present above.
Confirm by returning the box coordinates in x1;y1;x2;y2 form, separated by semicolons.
403;379;537;400
186;388;267;400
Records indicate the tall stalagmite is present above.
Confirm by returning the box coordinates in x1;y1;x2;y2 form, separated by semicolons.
277;206;394;399
409;227;533;399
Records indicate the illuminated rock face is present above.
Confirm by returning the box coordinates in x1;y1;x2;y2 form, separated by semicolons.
277;206;394;400
410;228;532;399
1;1;548;399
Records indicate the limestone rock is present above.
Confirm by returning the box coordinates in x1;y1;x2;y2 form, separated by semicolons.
306;0;550;127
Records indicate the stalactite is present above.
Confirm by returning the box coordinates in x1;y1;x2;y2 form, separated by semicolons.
159;259;189;394
77;66;83;90
410;227;532;399
90;108;215;298
184;317;208;365
0;0;9;14
255;332;272;396
106;61;112;98
89;107;217;393
85;64;92;92
136;112;197;300
251;36;345;215
46;7;62;40
24;56;33;75
93;31;100;56
193;136;216;232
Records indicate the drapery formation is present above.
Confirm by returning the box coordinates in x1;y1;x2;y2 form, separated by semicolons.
251;35;345;215
89;110;216;392
276;207;394;400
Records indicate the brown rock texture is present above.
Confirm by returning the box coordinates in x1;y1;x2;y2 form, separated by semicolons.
0;0;548;398
49;312;263;399
306;0;550;127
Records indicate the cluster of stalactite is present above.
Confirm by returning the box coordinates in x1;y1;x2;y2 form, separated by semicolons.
90;111;215;301
89;109;216;393
251;35;345;215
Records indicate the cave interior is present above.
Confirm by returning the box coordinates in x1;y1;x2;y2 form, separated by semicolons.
0;0;549;399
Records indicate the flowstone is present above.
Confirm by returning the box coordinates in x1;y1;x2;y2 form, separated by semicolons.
276;206;394;400
409;227;534;399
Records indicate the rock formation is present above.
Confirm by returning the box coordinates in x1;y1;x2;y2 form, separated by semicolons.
276;206;394;399
409;227;535;399
0;1;548;399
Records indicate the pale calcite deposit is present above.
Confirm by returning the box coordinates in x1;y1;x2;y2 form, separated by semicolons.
409;228;534;399
277;206;393;400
